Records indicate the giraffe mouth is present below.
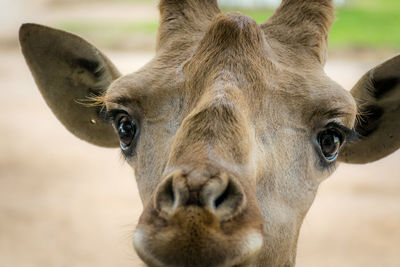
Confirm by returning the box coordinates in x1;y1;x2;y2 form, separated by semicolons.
133;206;264;267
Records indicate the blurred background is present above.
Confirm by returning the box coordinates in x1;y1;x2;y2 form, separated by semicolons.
0;0;399;266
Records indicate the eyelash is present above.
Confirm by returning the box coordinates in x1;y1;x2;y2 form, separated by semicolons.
105;109;128;123
325;122;360;144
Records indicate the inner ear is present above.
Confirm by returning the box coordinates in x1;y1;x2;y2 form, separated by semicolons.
371;58;400;99
339;55;400;164
20;23;120;147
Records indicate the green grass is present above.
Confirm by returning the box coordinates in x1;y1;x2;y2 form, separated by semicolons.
56;0;400;50
226;2;400;49
331;0;400;49
349;0;400;10
330;8;400;49
93;0;156;2
55;20;158;49
222;8;274;23
56;21;158;35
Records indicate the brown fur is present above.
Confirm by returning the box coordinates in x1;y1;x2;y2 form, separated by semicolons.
20;0;400;266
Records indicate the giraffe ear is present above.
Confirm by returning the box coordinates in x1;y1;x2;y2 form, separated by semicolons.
20;23;120;147
339;55;400;163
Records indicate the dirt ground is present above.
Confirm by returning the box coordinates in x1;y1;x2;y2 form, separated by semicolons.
1;2;400;267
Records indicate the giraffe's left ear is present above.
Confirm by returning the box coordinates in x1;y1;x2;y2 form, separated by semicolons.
20;23;120;147
339;55;400;164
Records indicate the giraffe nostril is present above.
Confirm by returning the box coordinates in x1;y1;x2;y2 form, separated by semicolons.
154;176;175;216
210;179;245;220
214;181;232;208
155;169;190;216
154;169;246;220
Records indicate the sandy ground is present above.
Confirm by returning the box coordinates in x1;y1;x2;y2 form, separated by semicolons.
1;2;400;267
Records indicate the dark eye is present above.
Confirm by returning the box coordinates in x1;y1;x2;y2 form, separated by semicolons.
117;115;137;150
317;128;343;162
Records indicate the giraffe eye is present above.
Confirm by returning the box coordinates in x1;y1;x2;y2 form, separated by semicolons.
317;128;343;162
117;115;137;151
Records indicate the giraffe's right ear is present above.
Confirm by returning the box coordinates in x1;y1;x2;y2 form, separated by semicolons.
339;55;400;163
20;23;120;147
